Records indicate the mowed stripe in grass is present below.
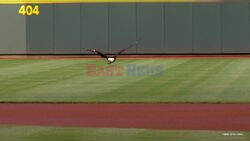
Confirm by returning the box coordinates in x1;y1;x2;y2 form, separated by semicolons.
0;126;249;141
0;59;250;103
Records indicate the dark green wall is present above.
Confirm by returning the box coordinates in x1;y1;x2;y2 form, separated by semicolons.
109;4;137;53
81;4;109;54
27;4;53;54
137;3;165;53
193;4;222;53
0;5;26;54
222;3;250;53
54;4;81;54
165;3;192;53
1;3;250;54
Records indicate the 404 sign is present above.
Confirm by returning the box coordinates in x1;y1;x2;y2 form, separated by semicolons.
19;5;40;16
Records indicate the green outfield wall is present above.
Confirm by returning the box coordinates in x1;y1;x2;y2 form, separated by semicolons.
0;2;250;54
0;5;26;54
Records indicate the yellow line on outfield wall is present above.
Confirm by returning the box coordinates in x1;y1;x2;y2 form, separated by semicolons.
0;0;230;4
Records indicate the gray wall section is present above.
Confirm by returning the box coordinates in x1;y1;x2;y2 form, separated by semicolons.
165;3;192;53
0;5;26;54
54;4;81;54
27;4;53;54
81;4;109;53
1;3;250;54
222;3;250;53
109;4;137;53
193;4;222;53
137;3;165;53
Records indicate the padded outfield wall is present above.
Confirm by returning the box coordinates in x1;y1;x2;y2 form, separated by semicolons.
0;3;250;54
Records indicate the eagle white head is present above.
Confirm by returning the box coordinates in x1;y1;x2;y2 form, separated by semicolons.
107;57;115;63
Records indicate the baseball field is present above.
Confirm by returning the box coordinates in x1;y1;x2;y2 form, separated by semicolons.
0;126;250;141
1;56;250;102
1;56;250;140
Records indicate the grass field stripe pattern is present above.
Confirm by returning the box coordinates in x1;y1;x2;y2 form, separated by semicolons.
0;126;249;141
0;0;241;4
1;59;250;103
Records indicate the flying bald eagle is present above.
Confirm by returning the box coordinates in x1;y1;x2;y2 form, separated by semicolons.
85;42;138;64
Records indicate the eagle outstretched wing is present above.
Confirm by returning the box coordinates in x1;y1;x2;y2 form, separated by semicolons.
84;41;139;58
84;49;108;58
114;41;139;57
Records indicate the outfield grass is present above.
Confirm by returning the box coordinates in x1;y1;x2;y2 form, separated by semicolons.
0;126;249;141
1;58;250;103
